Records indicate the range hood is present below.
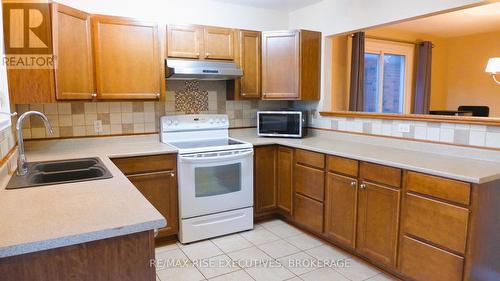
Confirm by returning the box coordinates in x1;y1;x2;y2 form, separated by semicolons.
165;59;243;80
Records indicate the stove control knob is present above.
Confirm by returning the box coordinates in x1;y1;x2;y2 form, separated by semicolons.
166;120;173;126
209;118;214;124
174;120;179;126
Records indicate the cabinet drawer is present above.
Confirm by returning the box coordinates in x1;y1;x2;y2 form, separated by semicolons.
295;149;325;169
360;162;401;188
293;193;323;233
111;154;176;175
294;164;325;201
403;193;469;254
327;155;358;177
400;236;464;281
406;171;471;205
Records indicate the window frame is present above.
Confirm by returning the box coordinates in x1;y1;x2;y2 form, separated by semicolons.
364;38;415;114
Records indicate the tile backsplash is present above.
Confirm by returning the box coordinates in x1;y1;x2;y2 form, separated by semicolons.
15;80;289;140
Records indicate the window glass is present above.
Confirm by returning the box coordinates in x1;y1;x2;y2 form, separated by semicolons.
382;54;405;113
364;53;380;112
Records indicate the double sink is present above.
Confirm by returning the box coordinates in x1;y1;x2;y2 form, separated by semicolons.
6;158;113;190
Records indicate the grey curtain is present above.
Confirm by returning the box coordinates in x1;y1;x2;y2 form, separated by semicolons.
349;32;365;111
413;41;433;114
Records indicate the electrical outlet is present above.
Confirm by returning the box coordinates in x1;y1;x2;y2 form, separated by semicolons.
398;123;411;133
94;120;103;133
311;109;318;119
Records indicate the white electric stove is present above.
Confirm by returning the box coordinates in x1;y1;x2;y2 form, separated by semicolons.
160;115;254;243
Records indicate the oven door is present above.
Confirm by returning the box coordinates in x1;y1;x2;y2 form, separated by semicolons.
178;148;253;219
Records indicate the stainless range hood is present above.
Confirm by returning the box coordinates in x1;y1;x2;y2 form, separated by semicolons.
165;59;243;80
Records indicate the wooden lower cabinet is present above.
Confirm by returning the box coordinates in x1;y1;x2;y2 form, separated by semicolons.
294;193;323;233
277;146;293;215
324;173;358;248
112;154;178;239
254;146;278;216
0;231;156;281
356;182;400;267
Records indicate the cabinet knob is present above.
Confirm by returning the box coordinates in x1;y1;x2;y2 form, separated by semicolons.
170;172;175;177
242;93;246;96
350;181;357;187
360;183;367;189
156;93;160;98
91;93;97;98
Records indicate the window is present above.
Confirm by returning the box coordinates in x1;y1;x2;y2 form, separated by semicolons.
364;39;414;114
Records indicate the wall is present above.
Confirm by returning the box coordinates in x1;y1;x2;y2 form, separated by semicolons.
56;0;289;30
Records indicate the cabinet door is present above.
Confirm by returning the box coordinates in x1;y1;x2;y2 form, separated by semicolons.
128;171;178;238
239;30;261;99
167;24;202;59
92;16;161;99
294;193;324;233
325;173;358;248
277;146;293;215
357;182;400;267
254;146;277;215
203;27;234;60
52;3;94;100
262;30;299;100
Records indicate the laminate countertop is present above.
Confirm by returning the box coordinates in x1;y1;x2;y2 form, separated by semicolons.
0;135;176;258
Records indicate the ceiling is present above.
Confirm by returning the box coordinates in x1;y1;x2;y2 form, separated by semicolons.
389;2;500;38
214;0;323;12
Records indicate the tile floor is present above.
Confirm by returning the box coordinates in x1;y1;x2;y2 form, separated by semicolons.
154;219;399;281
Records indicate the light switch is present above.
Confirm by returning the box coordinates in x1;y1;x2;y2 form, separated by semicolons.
94;120;103;133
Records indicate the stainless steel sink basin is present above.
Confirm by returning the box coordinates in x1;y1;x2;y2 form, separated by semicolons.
6;157;113;190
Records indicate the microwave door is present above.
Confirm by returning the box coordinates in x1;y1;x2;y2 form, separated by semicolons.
259;113;301;137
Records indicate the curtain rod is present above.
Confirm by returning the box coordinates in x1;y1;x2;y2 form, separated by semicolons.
349;34;435;48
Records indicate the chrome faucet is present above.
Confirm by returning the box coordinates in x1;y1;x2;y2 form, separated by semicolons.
16;111;54;176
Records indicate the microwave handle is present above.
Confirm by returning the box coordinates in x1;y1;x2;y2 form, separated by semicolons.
179;149;253;163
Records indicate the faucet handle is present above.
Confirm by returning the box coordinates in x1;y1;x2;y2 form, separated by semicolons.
0;112;17;117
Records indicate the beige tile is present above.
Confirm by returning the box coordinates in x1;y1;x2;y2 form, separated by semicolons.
208;270;253;281
31;128;46;138
17;104;30;114
85;113;98;126
145;112;156;123
110;124;122;134
211;234;253;253
43;103;58;114
194;254;239;279
30;115;44;128
156;261;204;281
71;103;85;114
47;127;60;138
22;129;31;139
285;233;323;251
46;114;59;127
72;126;86;136
59;126;73;137
227;246;271;268
257;239;300;259
178;240;223;261
100;125;110;135
278;252;318;275
300;267;349;281
86;125;96;135
122;124;133;134
145;122;156;133
144;101;155;112
133;123;145;133
57;103;72;115
240;228;280;245
121;102;133;112
133;112;145;123
133;102;144;112
30;104;44;112
267;224;302;238
84;102;97;113
122;113;133;124
97;113;110;125
109;102;121;113
97;102;110;113
59;115;72;127
334;258;379;281
244;265;294;281
72;114;85;126
110;113;122;124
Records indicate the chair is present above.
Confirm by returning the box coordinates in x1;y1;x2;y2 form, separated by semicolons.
457;106;490;117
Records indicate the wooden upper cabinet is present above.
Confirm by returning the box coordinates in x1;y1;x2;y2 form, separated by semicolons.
204;27;234;60
167;24;202;59
356;182;400;267
325;173;358;248
239;30;261;99
52;3;94;100
92;15;161;100
262;30;321;101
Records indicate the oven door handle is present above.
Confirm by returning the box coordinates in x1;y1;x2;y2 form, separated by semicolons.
179;149;253;163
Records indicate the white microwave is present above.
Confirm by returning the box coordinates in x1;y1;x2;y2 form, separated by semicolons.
257;111;308;138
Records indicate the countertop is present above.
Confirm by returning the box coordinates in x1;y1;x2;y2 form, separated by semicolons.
0;135;176;258
2;129;500;258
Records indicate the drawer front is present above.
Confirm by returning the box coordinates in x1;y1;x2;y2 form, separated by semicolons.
360;162;401;188
400;236;464;281
112;154;177;175
295;149;325;169
327;155;358;177
406;171;471;205
293;193;324;233
403;193;469;254
294;164;325;201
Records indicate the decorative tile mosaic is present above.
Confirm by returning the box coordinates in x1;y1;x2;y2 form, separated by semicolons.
174;81;209;114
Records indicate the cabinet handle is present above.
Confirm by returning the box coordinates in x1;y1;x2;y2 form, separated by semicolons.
91;93;97;98
350;181;357;187
156;93;160;98
360;183;367;189
242;93;246;96
170;172;175;177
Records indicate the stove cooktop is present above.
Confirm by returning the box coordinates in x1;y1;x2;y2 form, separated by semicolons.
166;138;252;154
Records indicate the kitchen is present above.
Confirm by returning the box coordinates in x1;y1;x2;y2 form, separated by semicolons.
0;0;499;281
